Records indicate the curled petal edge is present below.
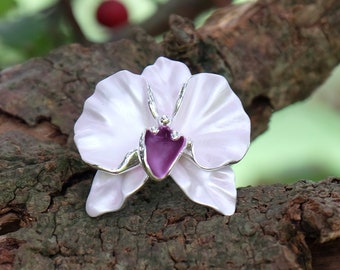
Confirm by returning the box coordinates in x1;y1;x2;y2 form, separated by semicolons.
171;156;237;216
86;168;148;217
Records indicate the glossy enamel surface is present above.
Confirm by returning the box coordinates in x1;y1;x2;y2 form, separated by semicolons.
74;57;250;216
142;126;186;180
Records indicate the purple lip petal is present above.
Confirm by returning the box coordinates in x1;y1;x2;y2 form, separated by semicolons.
145;126;186;179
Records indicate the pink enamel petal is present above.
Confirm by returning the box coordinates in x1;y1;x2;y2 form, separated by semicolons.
74;70;154;171
141;57;192;117
86;167;148;217
172;73;250;168
171;156;237;215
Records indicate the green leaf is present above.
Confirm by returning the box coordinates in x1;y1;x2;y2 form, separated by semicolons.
0;0;17;17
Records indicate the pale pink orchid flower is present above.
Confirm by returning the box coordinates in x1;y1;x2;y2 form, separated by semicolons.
74;57;250;217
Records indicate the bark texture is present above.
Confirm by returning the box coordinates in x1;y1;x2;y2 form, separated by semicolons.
0;0;339;269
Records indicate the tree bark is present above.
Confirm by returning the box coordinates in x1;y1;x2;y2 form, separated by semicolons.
0;0;339;269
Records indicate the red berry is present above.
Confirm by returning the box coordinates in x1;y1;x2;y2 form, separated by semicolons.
96;0;128;28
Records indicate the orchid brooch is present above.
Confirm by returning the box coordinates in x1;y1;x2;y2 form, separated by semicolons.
74;57;250;217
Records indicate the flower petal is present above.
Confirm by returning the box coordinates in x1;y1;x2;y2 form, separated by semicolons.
171;156;237;215
86;168;148;217
141;57;192;117
172;73;250;168
74;70;154;171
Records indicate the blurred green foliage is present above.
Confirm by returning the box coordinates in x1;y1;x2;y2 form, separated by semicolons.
0;0;77;68
233;83;340;187
0;0;17;16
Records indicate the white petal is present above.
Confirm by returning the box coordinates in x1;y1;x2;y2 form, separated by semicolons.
171;156;237;215
86;168;148;217
141;57;192;117
172;73;250;168
74;70;154;171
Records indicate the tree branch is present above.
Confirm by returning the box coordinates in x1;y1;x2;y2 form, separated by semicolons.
139;0;232;36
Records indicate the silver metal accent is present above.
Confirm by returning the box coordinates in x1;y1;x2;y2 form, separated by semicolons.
139;131;162;181
159;115;170;126
171;130;180;140
172;76;192;120
183;141;236;171
147;84;159;120
146;76;192;124
150;126;159;134
88;150;140;174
